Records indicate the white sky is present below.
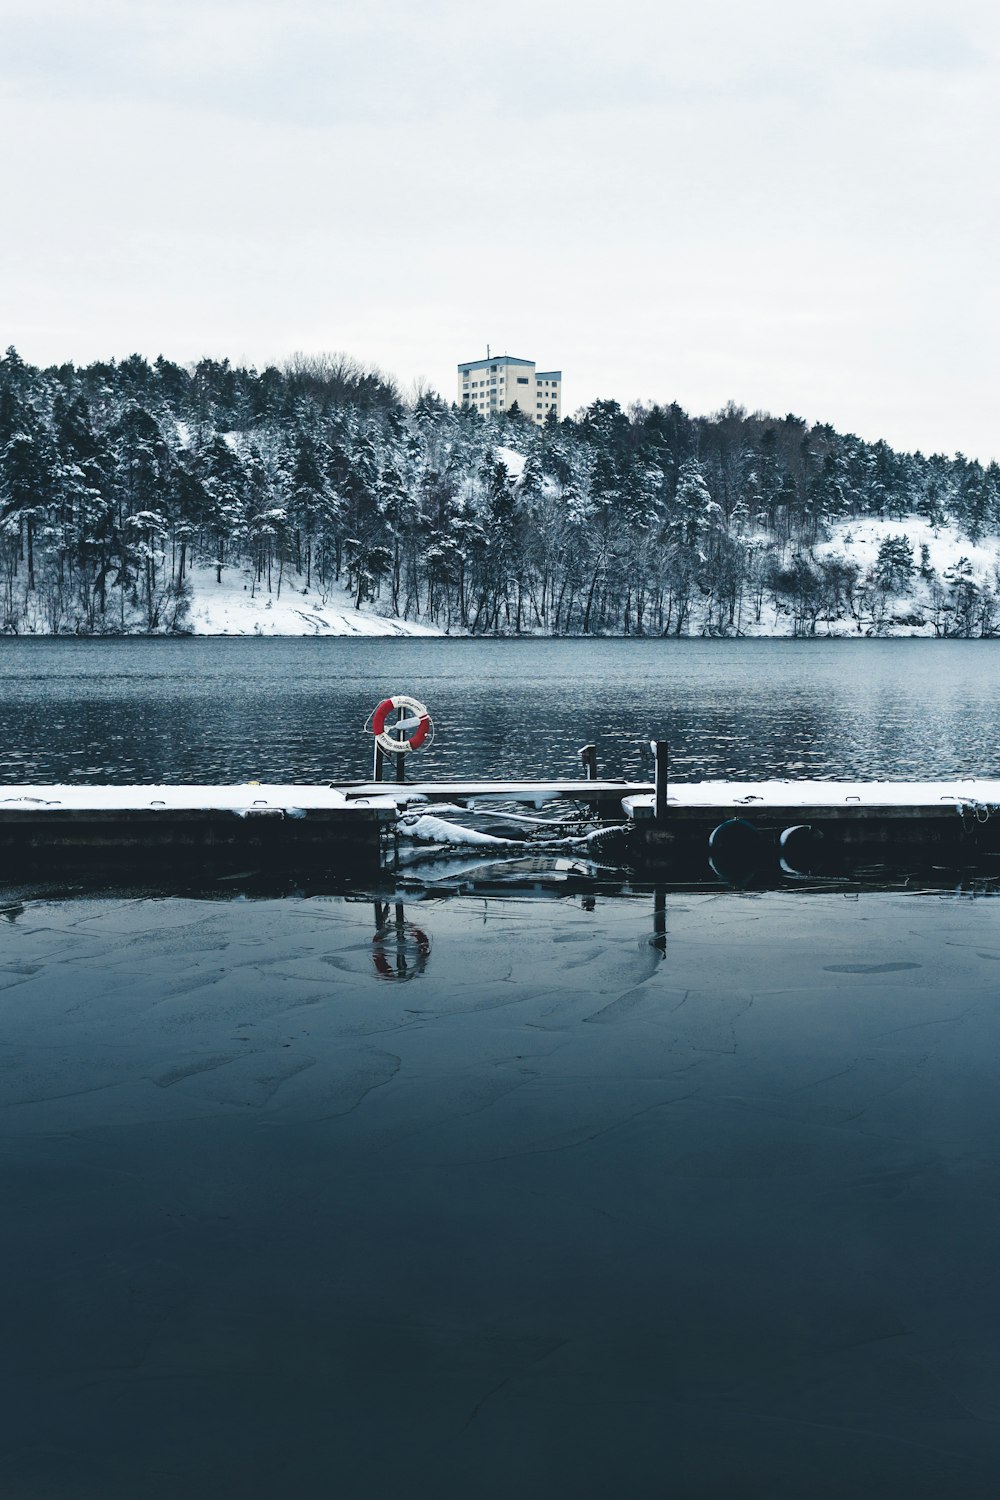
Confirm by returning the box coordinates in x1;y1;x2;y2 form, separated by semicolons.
2;0;998;461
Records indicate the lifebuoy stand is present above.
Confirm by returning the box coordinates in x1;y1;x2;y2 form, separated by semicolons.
374;735;406;783
367;696;433;782
373;723;408;782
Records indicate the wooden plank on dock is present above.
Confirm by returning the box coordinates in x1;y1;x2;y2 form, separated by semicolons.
338;779;654;807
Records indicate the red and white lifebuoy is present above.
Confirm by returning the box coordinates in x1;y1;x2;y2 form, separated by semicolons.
369;694;432;755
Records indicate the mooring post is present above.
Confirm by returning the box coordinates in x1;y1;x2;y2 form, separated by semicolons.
653;740;669;822
579;744;597;780
373;741;385;782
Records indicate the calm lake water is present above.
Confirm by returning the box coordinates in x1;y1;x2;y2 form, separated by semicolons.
0;635;998;783
2;639;1000;1498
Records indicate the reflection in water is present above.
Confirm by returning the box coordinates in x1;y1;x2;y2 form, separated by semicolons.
650;885;667;953
371;899;431;980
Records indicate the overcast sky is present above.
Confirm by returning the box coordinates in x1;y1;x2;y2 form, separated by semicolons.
2;0;998;460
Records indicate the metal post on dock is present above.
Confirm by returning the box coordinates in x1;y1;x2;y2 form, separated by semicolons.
653;740;669;822
373;708;408;783
578;744;598;781
394;704;406;783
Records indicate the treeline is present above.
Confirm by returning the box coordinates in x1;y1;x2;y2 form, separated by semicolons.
1;344;998;635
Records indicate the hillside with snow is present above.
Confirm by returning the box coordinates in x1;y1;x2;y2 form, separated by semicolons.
179;519;997;638
183;564;441;637
730;518;1000;638
4;347;1000;638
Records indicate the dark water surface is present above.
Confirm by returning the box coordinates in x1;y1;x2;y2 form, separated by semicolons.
2;640;1000;1497
1;635;999;782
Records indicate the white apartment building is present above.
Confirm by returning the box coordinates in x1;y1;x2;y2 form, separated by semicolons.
458;354;562;426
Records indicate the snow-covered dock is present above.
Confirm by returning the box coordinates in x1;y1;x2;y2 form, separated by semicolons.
0;784;399;875
0;778;650;877
620;778;1000;871
623;779;1000;816
351;773;1000;873
0;774;998;878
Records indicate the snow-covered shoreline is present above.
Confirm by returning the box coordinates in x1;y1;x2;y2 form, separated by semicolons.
178;517;1000;639
4;518;999;640
183;564;441;637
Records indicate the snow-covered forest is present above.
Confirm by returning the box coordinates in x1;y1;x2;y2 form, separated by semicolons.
2;344;999;637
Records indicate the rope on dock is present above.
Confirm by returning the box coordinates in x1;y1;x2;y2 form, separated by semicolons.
957;800;995;832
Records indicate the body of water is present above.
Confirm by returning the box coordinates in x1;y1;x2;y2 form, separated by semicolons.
1;639;999;1497
0;635;998;783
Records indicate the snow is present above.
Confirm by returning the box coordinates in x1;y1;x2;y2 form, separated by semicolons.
622;779;1000;818
0;784;398;814
176;519;1000;637
722;516;1000;638
815;517;1000;585
398;814;518;847
183;563;441;637
496;446;526;478
4;776;1000;836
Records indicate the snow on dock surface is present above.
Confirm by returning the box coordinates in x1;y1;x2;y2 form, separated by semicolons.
623;779;1000;818
0;785;397;814
1;777;999;823
340;776;1000;815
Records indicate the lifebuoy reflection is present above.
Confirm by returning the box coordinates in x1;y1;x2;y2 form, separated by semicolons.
372;900;431;980
367;891;669;983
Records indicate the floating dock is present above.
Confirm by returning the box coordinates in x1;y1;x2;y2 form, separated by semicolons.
620;778;1000;873
8;691;995;882
0;774;998;879
0;784;399;876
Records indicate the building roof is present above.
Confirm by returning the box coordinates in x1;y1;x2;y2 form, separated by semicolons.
457;355;534;373
535;371;562;380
